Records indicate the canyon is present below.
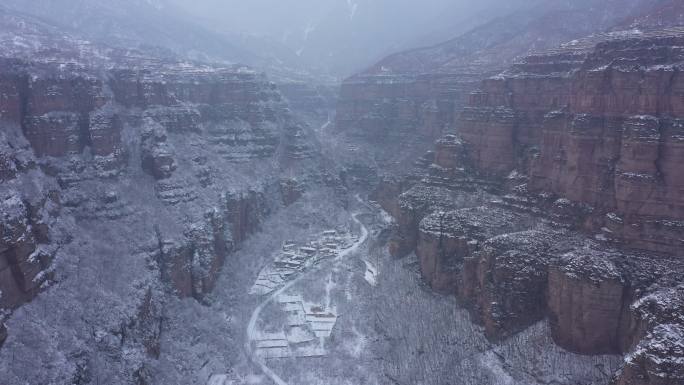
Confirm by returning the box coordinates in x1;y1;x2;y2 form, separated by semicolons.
367;25;684;385
1;1;684;385
0;23;335;381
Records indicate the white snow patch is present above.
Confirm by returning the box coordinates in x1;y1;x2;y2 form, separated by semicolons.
207;374;232;385
479;351;515;385
595;233;608;241
303;22;316;41
345;325;367;358
244;375;266;384
379;208;394;224
346;0;358;20
362;259;378;286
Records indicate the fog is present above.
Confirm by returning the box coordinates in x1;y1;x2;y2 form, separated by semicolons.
1;0;634;79
1;0;681;384
1;0;540;78
169;0;535;76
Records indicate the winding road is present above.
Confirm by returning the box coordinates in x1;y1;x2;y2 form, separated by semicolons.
244;206;370;385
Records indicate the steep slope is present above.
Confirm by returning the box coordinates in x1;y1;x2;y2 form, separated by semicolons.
333;0;665;178
374;27;684;385
0;16;338;383
1;2;683;385
171;0;535;78
367;0;660;76
459;28;684;254
1;0;258;63
615;0;684;29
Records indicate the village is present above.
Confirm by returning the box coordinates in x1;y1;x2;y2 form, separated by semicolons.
246;226;362;361
249;228;358;296
251;293;339;359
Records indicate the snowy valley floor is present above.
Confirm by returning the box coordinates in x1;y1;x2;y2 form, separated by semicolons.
152;191;622;385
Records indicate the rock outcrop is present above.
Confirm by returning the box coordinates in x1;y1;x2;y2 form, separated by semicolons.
333;0;662;176
0;126;62;312
0;194;57;309
372;27;684;385
547;250;627;354
10;57;303;301
380;148;684;383
417;205;530;293
618;283;684;384
0;19;325;382
342;4;684;384
334;72;480;175
461;229;566;341
459;29;684;255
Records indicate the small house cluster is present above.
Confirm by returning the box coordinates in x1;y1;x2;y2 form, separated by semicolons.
252;294;339;359
249;228;356;295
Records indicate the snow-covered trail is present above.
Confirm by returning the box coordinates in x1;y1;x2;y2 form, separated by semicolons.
320;113;332;130
244;202;370;385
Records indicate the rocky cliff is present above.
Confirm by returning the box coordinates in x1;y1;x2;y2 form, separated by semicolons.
372;27;684;385
333;0;664;177
460;28;684;255
0;29;328;380
377;144;684;384
2;1;684;384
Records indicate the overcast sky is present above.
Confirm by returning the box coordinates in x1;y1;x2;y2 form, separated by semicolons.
2;0;537;77
172;0;461;37
168;0;532;75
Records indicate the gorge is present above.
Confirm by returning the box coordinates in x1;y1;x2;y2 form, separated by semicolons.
1;1;683;385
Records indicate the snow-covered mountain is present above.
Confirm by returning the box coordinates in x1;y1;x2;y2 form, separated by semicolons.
1;0;608;79
1;0;260;64
365;0;668;76
169;0;538;77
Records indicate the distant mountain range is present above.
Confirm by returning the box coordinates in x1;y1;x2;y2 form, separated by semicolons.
364;0;676;76
5;0;679;81
0;0;556;79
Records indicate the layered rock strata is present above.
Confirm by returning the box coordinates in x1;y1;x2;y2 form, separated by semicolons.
374;30;684;380
333;1;661;177
0;126;63;310
0;46;322;379
379;150;684;384
335;73;479;173
459;29;684;255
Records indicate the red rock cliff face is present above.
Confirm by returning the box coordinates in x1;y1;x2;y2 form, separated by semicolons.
547;251;627;354
0;125;64;350
462;230;556;341
155;191;267;301
0;195;57;309
373;29;684;385
458;30;684;255
382;151;684;383
0;56;311;312
336;74;469;141
0;60;28;124
416;205;529;294
23;72;110;158
334;1;655;178
334;74;472;175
